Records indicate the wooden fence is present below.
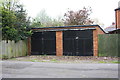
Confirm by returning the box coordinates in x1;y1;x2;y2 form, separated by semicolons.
98;34;119;57
0;40;28;59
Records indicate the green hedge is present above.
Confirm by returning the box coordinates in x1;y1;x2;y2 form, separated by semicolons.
98;34;119;57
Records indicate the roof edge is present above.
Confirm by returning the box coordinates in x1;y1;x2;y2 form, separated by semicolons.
34;28;96;32
97;25;106;33
32;25;99;29
115;8;120;11
31;25;106;33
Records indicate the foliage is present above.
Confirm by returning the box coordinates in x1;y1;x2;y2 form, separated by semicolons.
63;7;94;25
35;9;52;27
31;20;42;28
2;26;18;42
1;0;32;42
31;9;64;27
2;8;16;28
51;18;64;27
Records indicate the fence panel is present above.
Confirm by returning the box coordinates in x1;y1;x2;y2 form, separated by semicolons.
98;34;119;57
0;40;28;59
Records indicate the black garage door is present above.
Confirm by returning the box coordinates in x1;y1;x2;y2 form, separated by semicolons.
63;30;93;56
31;31;56;55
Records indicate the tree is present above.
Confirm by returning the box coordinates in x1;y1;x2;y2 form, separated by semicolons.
1;0;32;42
34;9;52;27
2;8;18;41
51;16;64;27
31;20;42;28
63;7;94;26
31;9;64;27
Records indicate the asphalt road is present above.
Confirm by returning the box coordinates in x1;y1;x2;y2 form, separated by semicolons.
2;61;119;78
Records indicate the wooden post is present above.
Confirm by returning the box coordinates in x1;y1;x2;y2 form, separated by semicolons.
28;37;31;56
56;31;63;56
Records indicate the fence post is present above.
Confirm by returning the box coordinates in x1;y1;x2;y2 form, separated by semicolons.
28;37;31;56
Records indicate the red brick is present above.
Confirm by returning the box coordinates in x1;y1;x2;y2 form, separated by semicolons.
93;30;98;56
56;31;63;56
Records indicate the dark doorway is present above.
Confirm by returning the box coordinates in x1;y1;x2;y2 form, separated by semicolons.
63;30;93;56
31;31;56;55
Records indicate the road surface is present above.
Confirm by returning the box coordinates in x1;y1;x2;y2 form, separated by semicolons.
2;61;119;78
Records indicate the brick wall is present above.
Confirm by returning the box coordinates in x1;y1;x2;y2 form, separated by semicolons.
93;30;98;56
95;27;105;34
93;26;104;56
56;31;63;56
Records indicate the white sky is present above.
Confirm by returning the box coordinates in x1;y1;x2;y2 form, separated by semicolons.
20;0;120;28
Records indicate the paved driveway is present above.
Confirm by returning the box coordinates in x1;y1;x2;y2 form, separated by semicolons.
2;61;118;78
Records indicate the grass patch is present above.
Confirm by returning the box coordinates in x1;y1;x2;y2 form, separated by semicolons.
30;59;39;62
98;61;108;63
98;60;120;64
50;59;59;63
9;58;17;60
30;59;59;63
40;54;47;56
110;61;120;64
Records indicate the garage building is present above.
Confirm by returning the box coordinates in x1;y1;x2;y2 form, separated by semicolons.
28;25;105;56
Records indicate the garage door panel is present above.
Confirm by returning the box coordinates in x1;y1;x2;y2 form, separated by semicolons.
31;31;56;55
76;30;93;38
63;39;75;56
63;30;93;56
43;40;56;55
31;40;43;53
84;39;93;56
76;39;84;56
64;31;76;38
32;32;43;40
31;32;43;55
43;31;56;39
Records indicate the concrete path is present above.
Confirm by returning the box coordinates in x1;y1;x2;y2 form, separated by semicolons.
2;61;119;78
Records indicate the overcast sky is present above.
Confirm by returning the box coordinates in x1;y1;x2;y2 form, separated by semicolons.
20;0;120;28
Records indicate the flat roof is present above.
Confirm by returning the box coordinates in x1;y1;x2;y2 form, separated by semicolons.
33;28;96;32
31;25;106;33
32;25;99;29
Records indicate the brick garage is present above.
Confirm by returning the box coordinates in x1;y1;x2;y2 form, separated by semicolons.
28;25;105;56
